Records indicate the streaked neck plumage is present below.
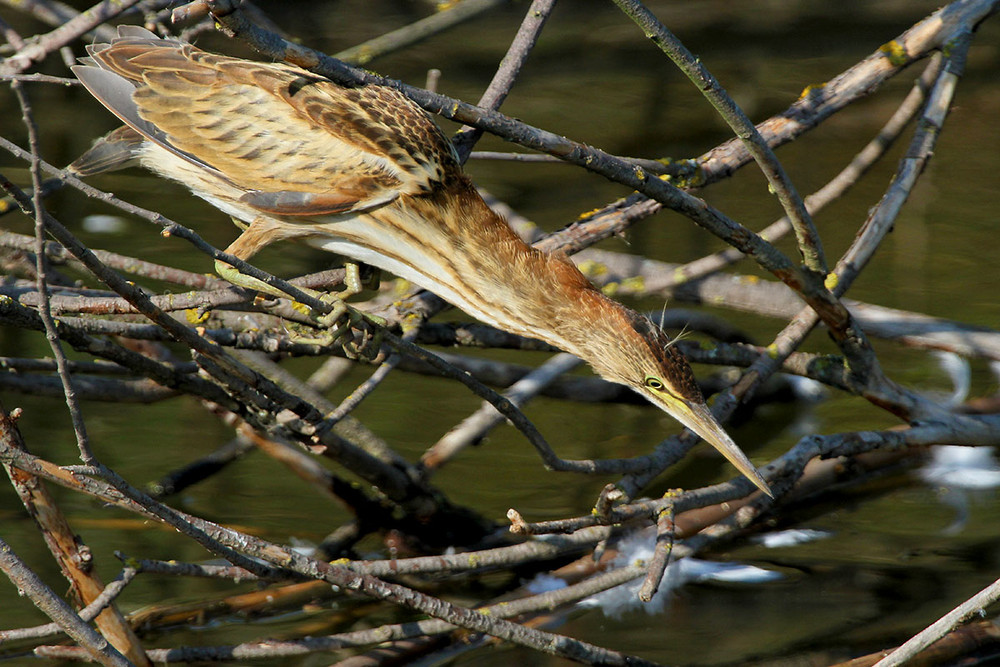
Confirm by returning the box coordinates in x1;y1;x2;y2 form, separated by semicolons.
313;178;625;362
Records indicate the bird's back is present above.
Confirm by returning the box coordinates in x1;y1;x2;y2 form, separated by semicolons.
74;28;462;215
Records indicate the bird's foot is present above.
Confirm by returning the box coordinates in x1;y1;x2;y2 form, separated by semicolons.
294;261;383;357
289;292;385;360
213;258;384;358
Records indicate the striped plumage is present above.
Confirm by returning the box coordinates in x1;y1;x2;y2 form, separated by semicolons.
72;26;770;496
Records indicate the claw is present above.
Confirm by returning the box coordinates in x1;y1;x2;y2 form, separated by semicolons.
285;294;353;347
213;255;383;357
288;294;385;360
286;262;384;356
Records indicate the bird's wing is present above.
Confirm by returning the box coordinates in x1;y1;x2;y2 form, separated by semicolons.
74;28;458;217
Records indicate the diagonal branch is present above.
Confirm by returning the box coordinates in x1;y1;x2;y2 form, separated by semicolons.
611;0;826;274
0;0;141;75
0;537;130;667
453;0;558;161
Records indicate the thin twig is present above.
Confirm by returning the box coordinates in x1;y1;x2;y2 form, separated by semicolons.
12;79;94;462
333;0;508;66
872;575;1000;666
666;54;942;287
0;536;130;666
0;72;79;85
0;0;140;75
611;0;826;274
453;0;558;161
638;499;676;602
421;352;582;472
325;353;402;422
131;524;611;580
0;567;137;643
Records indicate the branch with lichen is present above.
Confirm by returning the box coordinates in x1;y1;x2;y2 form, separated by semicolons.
1;0;999;664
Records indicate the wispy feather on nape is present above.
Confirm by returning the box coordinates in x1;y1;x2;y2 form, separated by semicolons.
652;302;690;348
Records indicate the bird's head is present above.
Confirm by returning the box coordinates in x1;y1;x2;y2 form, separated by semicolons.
582;308;772;497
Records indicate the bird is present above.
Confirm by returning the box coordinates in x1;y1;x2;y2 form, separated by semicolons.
70;26;771;496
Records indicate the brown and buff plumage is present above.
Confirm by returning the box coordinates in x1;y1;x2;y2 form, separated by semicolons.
72;26;770;495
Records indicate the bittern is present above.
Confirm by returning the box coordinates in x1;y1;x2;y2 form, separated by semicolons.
71;26;771;496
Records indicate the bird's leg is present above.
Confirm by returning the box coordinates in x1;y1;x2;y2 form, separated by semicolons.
215;219;383;356
334;261;384;358
214;216;291;299
354;262;382;293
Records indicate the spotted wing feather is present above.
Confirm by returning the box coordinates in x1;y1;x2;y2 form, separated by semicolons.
75;28;458;218
71;64;228;183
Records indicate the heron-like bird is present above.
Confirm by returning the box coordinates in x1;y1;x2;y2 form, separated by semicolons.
71;27;771;496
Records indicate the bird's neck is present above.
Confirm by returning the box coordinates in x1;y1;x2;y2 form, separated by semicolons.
353;179;640;373
423;182;639;367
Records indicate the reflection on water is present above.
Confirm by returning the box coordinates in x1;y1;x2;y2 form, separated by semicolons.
2;1;1000;664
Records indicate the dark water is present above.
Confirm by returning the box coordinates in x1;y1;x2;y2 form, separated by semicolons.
1;1;999;664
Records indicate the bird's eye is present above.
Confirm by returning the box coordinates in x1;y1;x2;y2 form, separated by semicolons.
644;375;665;390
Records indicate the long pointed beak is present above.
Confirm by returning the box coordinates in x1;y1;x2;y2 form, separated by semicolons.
671;400;772;497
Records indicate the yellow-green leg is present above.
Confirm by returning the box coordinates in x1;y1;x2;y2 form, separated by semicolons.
214;218;384;355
